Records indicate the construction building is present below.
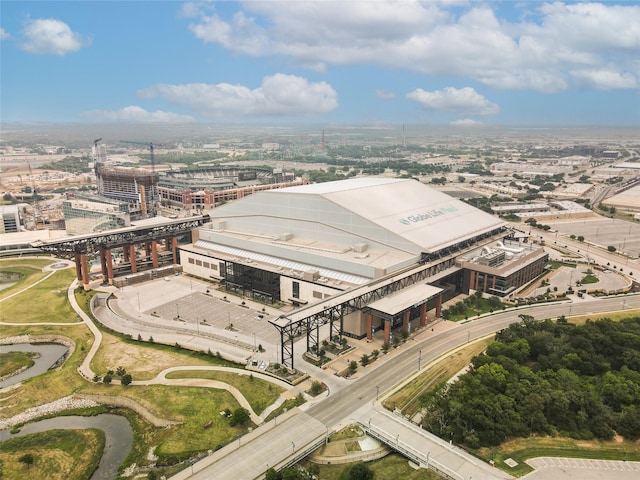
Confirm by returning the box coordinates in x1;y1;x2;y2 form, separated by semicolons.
95;164;159;218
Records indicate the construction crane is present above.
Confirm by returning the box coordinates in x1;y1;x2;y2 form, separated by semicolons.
120;140;157;173
28;161;43;229
92;138;103;173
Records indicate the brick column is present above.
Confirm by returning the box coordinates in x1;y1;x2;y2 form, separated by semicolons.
80;253;90;291
402;310;410;332
366;313;373;340
171;237;178;264
74;252;83;281
384;319;391;344
420;303;427;326
105;249;114;285
435;293;442;318
123;245;129;262
99;249;108;280
129;244;137;273
145;242;151;257
151;240;159;268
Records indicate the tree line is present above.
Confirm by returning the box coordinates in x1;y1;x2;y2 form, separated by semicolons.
421;315;640;447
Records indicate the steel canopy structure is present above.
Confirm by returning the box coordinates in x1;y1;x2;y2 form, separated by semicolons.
30;215;209;257
269;262;455;369
31;215;210;290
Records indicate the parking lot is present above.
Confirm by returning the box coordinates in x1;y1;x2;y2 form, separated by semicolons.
525;457;640;480
117;275;283;353
547;217;640;258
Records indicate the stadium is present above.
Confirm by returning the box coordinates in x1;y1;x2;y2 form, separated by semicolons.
180;177;547;348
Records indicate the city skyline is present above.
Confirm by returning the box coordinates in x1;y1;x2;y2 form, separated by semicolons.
1;1;639;127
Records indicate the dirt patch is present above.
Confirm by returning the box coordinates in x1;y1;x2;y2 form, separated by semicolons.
90;331;216;380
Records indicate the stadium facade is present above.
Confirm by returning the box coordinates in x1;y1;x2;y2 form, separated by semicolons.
181;178;547;342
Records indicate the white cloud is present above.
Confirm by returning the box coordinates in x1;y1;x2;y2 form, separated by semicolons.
186;1;640;92
407;87;499;116
138;74;338;118
80;106;195;124
19;18;90;55
571;69;638;90
375;89;396;100
450;118;484;127
0;28;9;40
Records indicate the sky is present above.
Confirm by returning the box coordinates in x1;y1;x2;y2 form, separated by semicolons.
1;0;639;127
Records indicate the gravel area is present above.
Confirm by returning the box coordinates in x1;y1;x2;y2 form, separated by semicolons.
0;395;98;430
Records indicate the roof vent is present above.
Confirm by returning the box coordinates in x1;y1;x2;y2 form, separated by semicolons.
304;269;320;281
353;243;368;253
278;232;293;241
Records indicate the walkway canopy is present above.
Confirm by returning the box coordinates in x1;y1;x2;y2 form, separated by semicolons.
367;283;442;320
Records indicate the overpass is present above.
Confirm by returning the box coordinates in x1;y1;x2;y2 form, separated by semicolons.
30;215;209;290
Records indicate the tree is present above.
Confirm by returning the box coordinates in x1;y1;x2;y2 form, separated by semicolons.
265;468;281;480
116;366;126;376
348;463;374;480
19;453;34;467
381;342;390;354
360;354;370;367
608;245;617;252
103;374;112;384
121;373;132;386
577;235;584;242
310;380;323;396
229;407;250;426
348;360;358;373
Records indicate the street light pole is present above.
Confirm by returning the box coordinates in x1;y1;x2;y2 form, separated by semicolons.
418;349;422;371
376;385;380;400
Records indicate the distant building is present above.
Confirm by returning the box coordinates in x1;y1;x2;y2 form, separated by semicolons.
157;166;308;213
0;205;21;233
62;194;130;235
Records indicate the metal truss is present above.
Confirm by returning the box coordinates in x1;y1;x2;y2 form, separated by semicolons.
273;264;441;369
30;215;209;258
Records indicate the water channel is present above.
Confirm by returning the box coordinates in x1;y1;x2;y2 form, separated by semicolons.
0;414;133;480
0;343;69;388
0;343;134;479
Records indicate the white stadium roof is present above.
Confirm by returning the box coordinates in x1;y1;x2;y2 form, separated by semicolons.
206;177;504;258
271;178;504;253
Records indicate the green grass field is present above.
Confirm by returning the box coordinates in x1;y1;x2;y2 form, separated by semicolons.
1;267;79;323
0;351;35;378
0;429;104;480
165;370;284;414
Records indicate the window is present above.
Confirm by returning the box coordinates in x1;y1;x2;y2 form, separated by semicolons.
292;281;300;299
188;258;194;264
313;291;322;299
203;262;210;268
196;260;202;266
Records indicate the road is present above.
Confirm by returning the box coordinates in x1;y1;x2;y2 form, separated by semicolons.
180;293;640;479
